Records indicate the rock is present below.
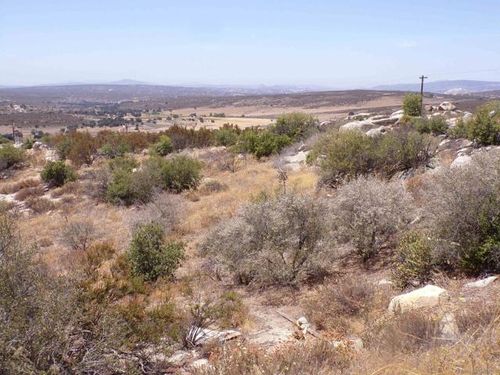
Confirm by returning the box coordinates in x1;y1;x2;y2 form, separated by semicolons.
366;126;388;137
439;313;459;341
167;351;191;366
446;118;458;127
371;117;399;126
439;102;456;111
295;316;310;338
390;109;404;117
388;285;449;314
282;150;309;171
190;358;210;369
464;275;498;288
340;120;376;132
450;154;472;168
463;112;473;121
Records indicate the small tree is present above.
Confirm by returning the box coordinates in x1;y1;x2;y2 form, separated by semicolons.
128;223;184;281
0;144;25;171
41;161;77;187
403;93;422;117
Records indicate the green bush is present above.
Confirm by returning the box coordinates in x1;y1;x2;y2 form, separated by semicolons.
159;156;202;193
99;142;130;158
0;144;25;171
40;161;76;187
403;93;422;117
449;101;500;145
150;135;173;156
393;232;434;288
105;167;154;205
309;129;434;187
128;223;184;281
413;116;447;135
237;130;291;158
271;112;318;140
215;124;240;146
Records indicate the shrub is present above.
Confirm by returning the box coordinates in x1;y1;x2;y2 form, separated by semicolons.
41;161;77;187
403;93;422;117
58;132;97;167
449;101;500;145
307;130;373;186
332;176;414;262
237;129;291;158
62;220;99;251
128;223;184;281
201;193;333;286
159;155;202;193
99;142;130;158
309;129;434;187
422;150;500;274
0;144;25;171
214;124;240;146
368;310;440;354
413;116;448;135
194;341;352;375
305;276;375;333
150;135;173;156
105;167;155;205
0;213;76;373
393;232;434;288
213;291;248;328
272;112;318;140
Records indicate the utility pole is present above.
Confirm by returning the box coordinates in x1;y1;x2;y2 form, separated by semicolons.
419;75;428;115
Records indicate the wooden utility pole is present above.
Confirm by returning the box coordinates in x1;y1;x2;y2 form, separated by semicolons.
419;75;428;114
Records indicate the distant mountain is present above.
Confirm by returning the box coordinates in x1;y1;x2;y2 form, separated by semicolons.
374;80;500;94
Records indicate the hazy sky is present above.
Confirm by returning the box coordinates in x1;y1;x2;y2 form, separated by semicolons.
1;0;499;87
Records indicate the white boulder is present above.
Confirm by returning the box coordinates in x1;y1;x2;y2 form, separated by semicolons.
388;285;449;314
451;154;472;168
340;120;376;132
464;275;498;288
439;102;456;111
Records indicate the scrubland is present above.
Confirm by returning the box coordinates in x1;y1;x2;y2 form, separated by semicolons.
0;102;499;374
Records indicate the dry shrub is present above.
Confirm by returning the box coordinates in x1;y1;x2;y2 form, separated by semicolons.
305;276;375;334
195;341;352;375
421;149;500;274
0;178;40;194
332;176;415;262
25;197;56;214
201;193;333;286
366;310;440;354
50;180;81;198
213;290;248;329
199;179;229;194
129;193;183;234
62;219;99;252
81;242;116;275
14;186;45;201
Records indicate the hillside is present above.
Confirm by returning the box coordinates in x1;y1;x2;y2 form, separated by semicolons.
374;80;500;94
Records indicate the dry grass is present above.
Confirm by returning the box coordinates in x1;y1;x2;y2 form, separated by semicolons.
179;159;317;237
0;178;40;194
14;186;45;201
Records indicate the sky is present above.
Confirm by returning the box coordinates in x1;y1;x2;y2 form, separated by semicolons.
1;0;500;87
